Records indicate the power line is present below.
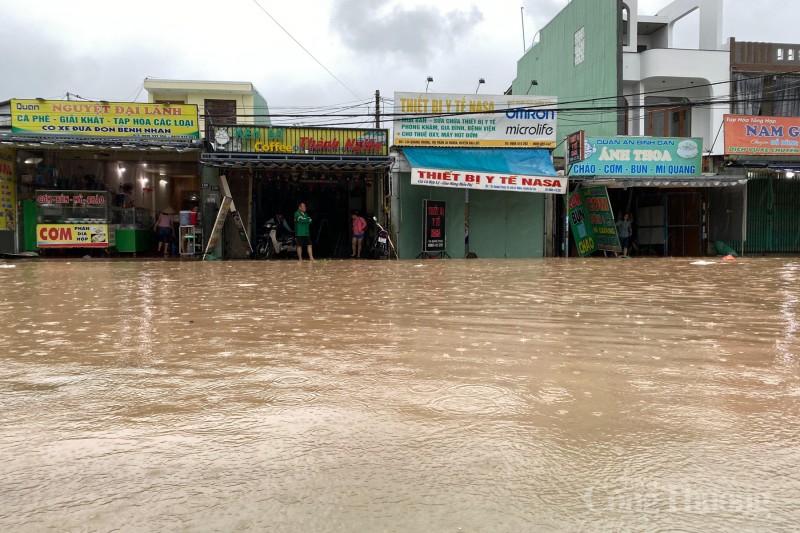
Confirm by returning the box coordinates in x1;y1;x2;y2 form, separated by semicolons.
249;0;361;100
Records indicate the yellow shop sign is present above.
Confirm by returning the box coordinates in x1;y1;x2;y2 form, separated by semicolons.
11;99;200;138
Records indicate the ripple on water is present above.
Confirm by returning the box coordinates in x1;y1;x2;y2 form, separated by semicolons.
270;374;312;387
263;391;319;408
423;383;518;416
532;385;574;405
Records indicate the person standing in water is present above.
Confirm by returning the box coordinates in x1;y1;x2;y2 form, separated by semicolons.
154;208;175;257
294;202;314;261
616;213;633;257
350;210;367;258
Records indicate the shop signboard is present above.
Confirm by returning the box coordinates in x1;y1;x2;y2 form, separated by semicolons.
567;130;586;165
0;148;15;231
393;92;557;148
566;190;596;256
422;200;445;252
213;126;388;156
566;187;621;255
11;99;199;138
411;168;565;194
569;136;702;177
36;224;109;247
580;187;621;253
724;114;800;155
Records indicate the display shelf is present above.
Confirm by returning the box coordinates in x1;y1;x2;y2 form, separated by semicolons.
179;225;203;256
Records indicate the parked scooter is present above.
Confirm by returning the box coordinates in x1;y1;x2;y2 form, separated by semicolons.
371;216;394;259
255;222;296;259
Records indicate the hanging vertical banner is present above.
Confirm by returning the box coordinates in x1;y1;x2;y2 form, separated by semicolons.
567;130;585;166
566;190;596;256
0;148;15;231
423;200;446;252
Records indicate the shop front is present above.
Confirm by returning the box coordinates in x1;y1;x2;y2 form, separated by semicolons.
201;125;392;259
567;135;747;257
391;92;561;259
0;99;203;256
721;114;800;255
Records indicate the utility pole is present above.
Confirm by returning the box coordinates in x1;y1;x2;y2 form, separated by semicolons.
375;90;380;128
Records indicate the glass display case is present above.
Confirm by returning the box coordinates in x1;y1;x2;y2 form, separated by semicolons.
35;190;113;249
112;207;154;253
111;207;153;230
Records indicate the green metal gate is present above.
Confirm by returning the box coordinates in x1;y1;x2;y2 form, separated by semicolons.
739;177;800;254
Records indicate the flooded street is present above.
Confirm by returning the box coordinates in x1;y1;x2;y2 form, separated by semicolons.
1;257;798;532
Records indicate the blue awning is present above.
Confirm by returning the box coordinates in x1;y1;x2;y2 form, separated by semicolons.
403;147;564;194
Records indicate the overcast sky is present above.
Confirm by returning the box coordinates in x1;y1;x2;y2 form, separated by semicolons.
1;0;796;127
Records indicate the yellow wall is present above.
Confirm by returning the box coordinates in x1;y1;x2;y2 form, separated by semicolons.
145;80;262;136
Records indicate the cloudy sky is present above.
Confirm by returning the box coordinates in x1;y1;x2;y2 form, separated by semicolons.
0;0;795;127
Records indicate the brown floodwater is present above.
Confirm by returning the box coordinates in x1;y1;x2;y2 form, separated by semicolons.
0;257;798;532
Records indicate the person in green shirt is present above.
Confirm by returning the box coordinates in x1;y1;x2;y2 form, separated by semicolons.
294;202;314;260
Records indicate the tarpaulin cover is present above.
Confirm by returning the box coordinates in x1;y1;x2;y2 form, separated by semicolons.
403;147;563;194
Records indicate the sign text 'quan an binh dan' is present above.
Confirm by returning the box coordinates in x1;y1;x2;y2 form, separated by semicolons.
724;114;800;155
11;99;200;138
393;92;557;148
569;137;703;177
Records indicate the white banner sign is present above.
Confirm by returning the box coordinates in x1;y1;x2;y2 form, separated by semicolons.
394;92;557;148
411;167;565;194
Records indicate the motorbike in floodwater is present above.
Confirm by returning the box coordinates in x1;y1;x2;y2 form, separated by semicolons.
255;223;296;259
371;216;394;259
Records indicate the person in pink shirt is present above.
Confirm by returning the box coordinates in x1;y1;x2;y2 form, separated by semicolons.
351;211;367;258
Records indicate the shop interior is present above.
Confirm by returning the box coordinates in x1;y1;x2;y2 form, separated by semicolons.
16;147;200;253
249;168;378;258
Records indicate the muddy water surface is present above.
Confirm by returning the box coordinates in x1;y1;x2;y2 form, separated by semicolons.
0;257;798;532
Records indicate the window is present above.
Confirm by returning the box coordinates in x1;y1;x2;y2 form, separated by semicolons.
621;4;630;47
204;99;237;141
777;48;784;60
574;27;585;66
790;49;796;61
645;97;691;137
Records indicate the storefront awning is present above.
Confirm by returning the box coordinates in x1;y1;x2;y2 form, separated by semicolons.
201;151;393;171
0;132;202;152
577;175;749;188
403;147;563;194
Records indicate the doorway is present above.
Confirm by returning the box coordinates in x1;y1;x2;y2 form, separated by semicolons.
253;171;372;258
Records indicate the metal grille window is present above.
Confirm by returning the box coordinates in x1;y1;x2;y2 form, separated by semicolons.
205;99;237;142
574;27;585;66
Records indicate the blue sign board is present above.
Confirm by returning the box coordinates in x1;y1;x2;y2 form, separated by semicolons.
569;136;703;177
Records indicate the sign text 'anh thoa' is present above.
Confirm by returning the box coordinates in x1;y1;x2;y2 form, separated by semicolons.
569;137;703;177
411;168;565;194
